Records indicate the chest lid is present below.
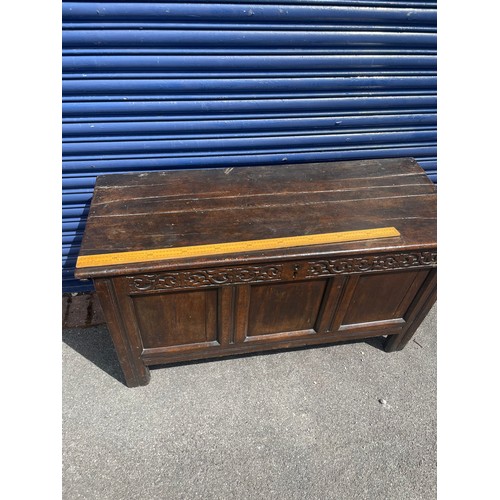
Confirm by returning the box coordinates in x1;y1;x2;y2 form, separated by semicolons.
75;157;436;279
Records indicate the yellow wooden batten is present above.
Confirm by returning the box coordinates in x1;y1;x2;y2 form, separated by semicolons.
76;226;400;268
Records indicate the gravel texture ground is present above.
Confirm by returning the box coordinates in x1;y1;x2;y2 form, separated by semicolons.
63;304;436;500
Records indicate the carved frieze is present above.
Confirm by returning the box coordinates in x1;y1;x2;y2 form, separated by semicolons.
126;251;436;292
306;251;437;277
128;264;283;292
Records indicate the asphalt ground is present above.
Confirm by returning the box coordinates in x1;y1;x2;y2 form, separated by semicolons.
63;304;436;500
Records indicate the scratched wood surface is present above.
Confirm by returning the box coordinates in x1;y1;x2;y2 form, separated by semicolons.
75;158;436;279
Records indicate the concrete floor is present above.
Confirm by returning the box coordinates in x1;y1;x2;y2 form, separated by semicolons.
63;305;436;500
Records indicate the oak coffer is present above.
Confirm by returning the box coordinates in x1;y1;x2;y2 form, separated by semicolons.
75;158;437;387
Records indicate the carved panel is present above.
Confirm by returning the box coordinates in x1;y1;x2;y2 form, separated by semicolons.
128;264;283;293
306;251;437;277
126;251;436;292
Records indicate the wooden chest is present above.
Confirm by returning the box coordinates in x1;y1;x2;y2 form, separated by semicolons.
75;158;437;387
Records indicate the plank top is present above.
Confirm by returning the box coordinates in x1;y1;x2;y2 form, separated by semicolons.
75;157;436;278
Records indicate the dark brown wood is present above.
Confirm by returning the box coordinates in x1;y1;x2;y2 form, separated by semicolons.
76;158;437;387
218;286;236;347
385;269;437;352
93;279;150;387
341;270;426;325
314;276;347;334
247;279;327;337
75;157;436;279
132;289;218;348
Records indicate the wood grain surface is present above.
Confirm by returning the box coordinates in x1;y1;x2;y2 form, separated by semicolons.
77;158;437;387
76;158;436;279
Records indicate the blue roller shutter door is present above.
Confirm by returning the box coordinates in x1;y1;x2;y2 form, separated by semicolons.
62;1;437;292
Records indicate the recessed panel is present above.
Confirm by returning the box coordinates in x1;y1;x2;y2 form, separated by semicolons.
132;289;218;348
247;279;327;337
342;270;425;326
